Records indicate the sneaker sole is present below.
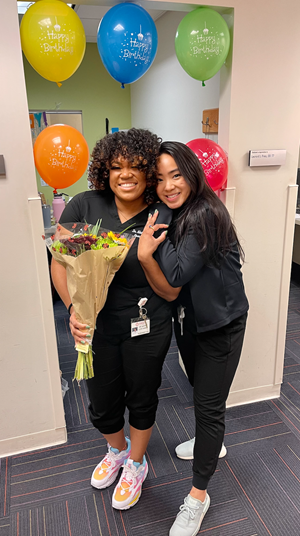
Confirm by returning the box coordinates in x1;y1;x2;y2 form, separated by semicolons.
191;494;210;536
175;447;227;461
112;464;149;510
91;469;120;490
175;452;193;460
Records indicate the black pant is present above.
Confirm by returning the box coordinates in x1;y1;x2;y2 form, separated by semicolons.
175;312;247;490
86;316;172;435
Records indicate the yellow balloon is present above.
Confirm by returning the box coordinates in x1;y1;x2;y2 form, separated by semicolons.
20;0;86;84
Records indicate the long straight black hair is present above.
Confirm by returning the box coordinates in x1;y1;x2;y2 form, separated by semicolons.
159;141;244;266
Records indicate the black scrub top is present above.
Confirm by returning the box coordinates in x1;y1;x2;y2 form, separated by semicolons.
59;190;172;335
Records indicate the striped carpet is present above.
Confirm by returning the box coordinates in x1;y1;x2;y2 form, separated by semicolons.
1;281;300;536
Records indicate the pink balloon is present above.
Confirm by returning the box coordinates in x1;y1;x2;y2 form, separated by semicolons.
186;138;228;191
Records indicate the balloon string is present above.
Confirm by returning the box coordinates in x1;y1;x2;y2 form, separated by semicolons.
121;83;125;89
56;82;62;88
202;81;206;87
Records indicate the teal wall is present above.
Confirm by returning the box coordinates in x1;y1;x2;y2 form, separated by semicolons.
23;43;132;204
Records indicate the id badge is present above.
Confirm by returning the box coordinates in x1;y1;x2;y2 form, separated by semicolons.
131;317;150;337
131;297;150;337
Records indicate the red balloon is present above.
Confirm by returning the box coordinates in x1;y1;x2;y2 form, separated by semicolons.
186;138;228;191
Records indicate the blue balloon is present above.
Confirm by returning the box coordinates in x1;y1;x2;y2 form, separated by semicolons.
97;3;158;87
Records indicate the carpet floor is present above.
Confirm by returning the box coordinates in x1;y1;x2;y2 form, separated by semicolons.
1;281;300;536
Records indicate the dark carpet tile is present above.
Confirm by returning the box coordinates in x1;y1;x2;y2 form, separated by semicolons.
162;359;194;404
10;494;120;536
286;321;300;334
157;378;177;403
165;342;180;362
10;431;107;509
0;518;9;536
59;352;77;369
120;469;258;536
53;299;68;316
225;420;297;456
146;406;193;479
0;458;10;518
267;397;300;441
224;408;291;450
221;448;300;536
156;397;196;445
225;400;274;421
284;343;300;364
62;373;91;428
281;379;300;411
54;315;73;348
283;356;299;370
282;359;300;379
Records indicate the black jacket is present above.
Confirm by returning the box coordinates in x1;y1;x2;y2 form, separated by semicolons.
154;213;249;333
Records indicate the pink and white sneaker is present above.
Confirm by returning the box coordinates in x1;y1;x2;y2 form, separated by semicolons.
91;437;131;489
112;456;148;510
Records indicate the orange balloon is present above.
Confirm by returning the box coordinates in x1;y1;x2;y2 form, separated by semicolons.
34;124;90;189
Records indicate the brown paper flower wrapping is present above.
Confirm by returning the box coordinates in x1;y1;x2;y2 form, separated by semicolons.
45;222;134;382
51;245;129;344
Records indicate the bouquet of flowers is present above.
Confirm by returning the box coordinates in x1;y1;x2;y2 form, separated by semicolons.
44;221;134;383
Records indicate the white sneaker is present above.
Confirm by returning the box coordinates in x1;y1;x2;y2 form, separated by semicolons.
91;437;131;489
175;438;227;460
169;493;210;536
112;456;148;510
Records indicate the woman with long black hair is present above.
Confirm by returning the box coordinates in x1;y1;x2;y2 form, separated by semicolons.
138;141;249;536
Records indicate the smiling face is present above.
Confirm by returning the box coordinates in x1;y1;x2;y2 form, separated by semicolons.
109;156;147;204
156;153;191;209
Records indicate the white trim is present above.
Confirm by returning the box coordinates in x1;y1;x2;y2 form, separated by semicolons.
0;426;67;458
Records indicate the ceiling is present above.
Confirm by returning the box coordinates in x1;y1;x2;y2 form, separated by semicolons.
17;1;232;43
73;4;167;42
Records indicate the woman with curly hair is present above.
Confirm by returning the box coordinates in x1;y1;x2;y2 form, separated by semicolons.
51;128;179;510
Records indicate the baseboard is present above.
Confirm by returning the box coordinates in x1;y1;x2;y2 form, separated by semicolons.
0;426;67;458
227;383;281;407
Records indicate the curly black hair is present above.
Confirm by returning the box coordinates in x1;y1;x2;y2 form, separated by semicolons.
88;128;162;205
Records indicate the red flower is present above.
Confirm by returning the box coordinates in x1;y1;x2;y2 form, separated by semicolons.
115;233;120;238
72;249;76;255
57;226;61;231
59;247;63;253
101;232;107;238
72;224;76;229
103;243;109;248
51;235;55;240
84;224;89;231
52;246;56;251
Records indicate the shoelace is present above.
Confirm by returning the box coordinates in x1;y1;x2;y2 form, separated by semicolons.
178;498;200;520
99;449;117;473
119;464;137;494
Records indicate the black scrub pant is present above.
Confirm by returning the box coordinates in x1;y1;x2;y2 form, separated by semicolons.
86;316;172;435
174;312;247;490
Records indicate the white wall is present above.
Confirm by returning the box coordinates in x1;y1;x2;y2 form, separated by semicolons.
131;11;220;143
0;0;66;457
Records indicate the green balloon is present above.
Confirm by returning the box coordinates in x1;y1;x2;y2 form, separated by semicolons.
175;7;230;85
